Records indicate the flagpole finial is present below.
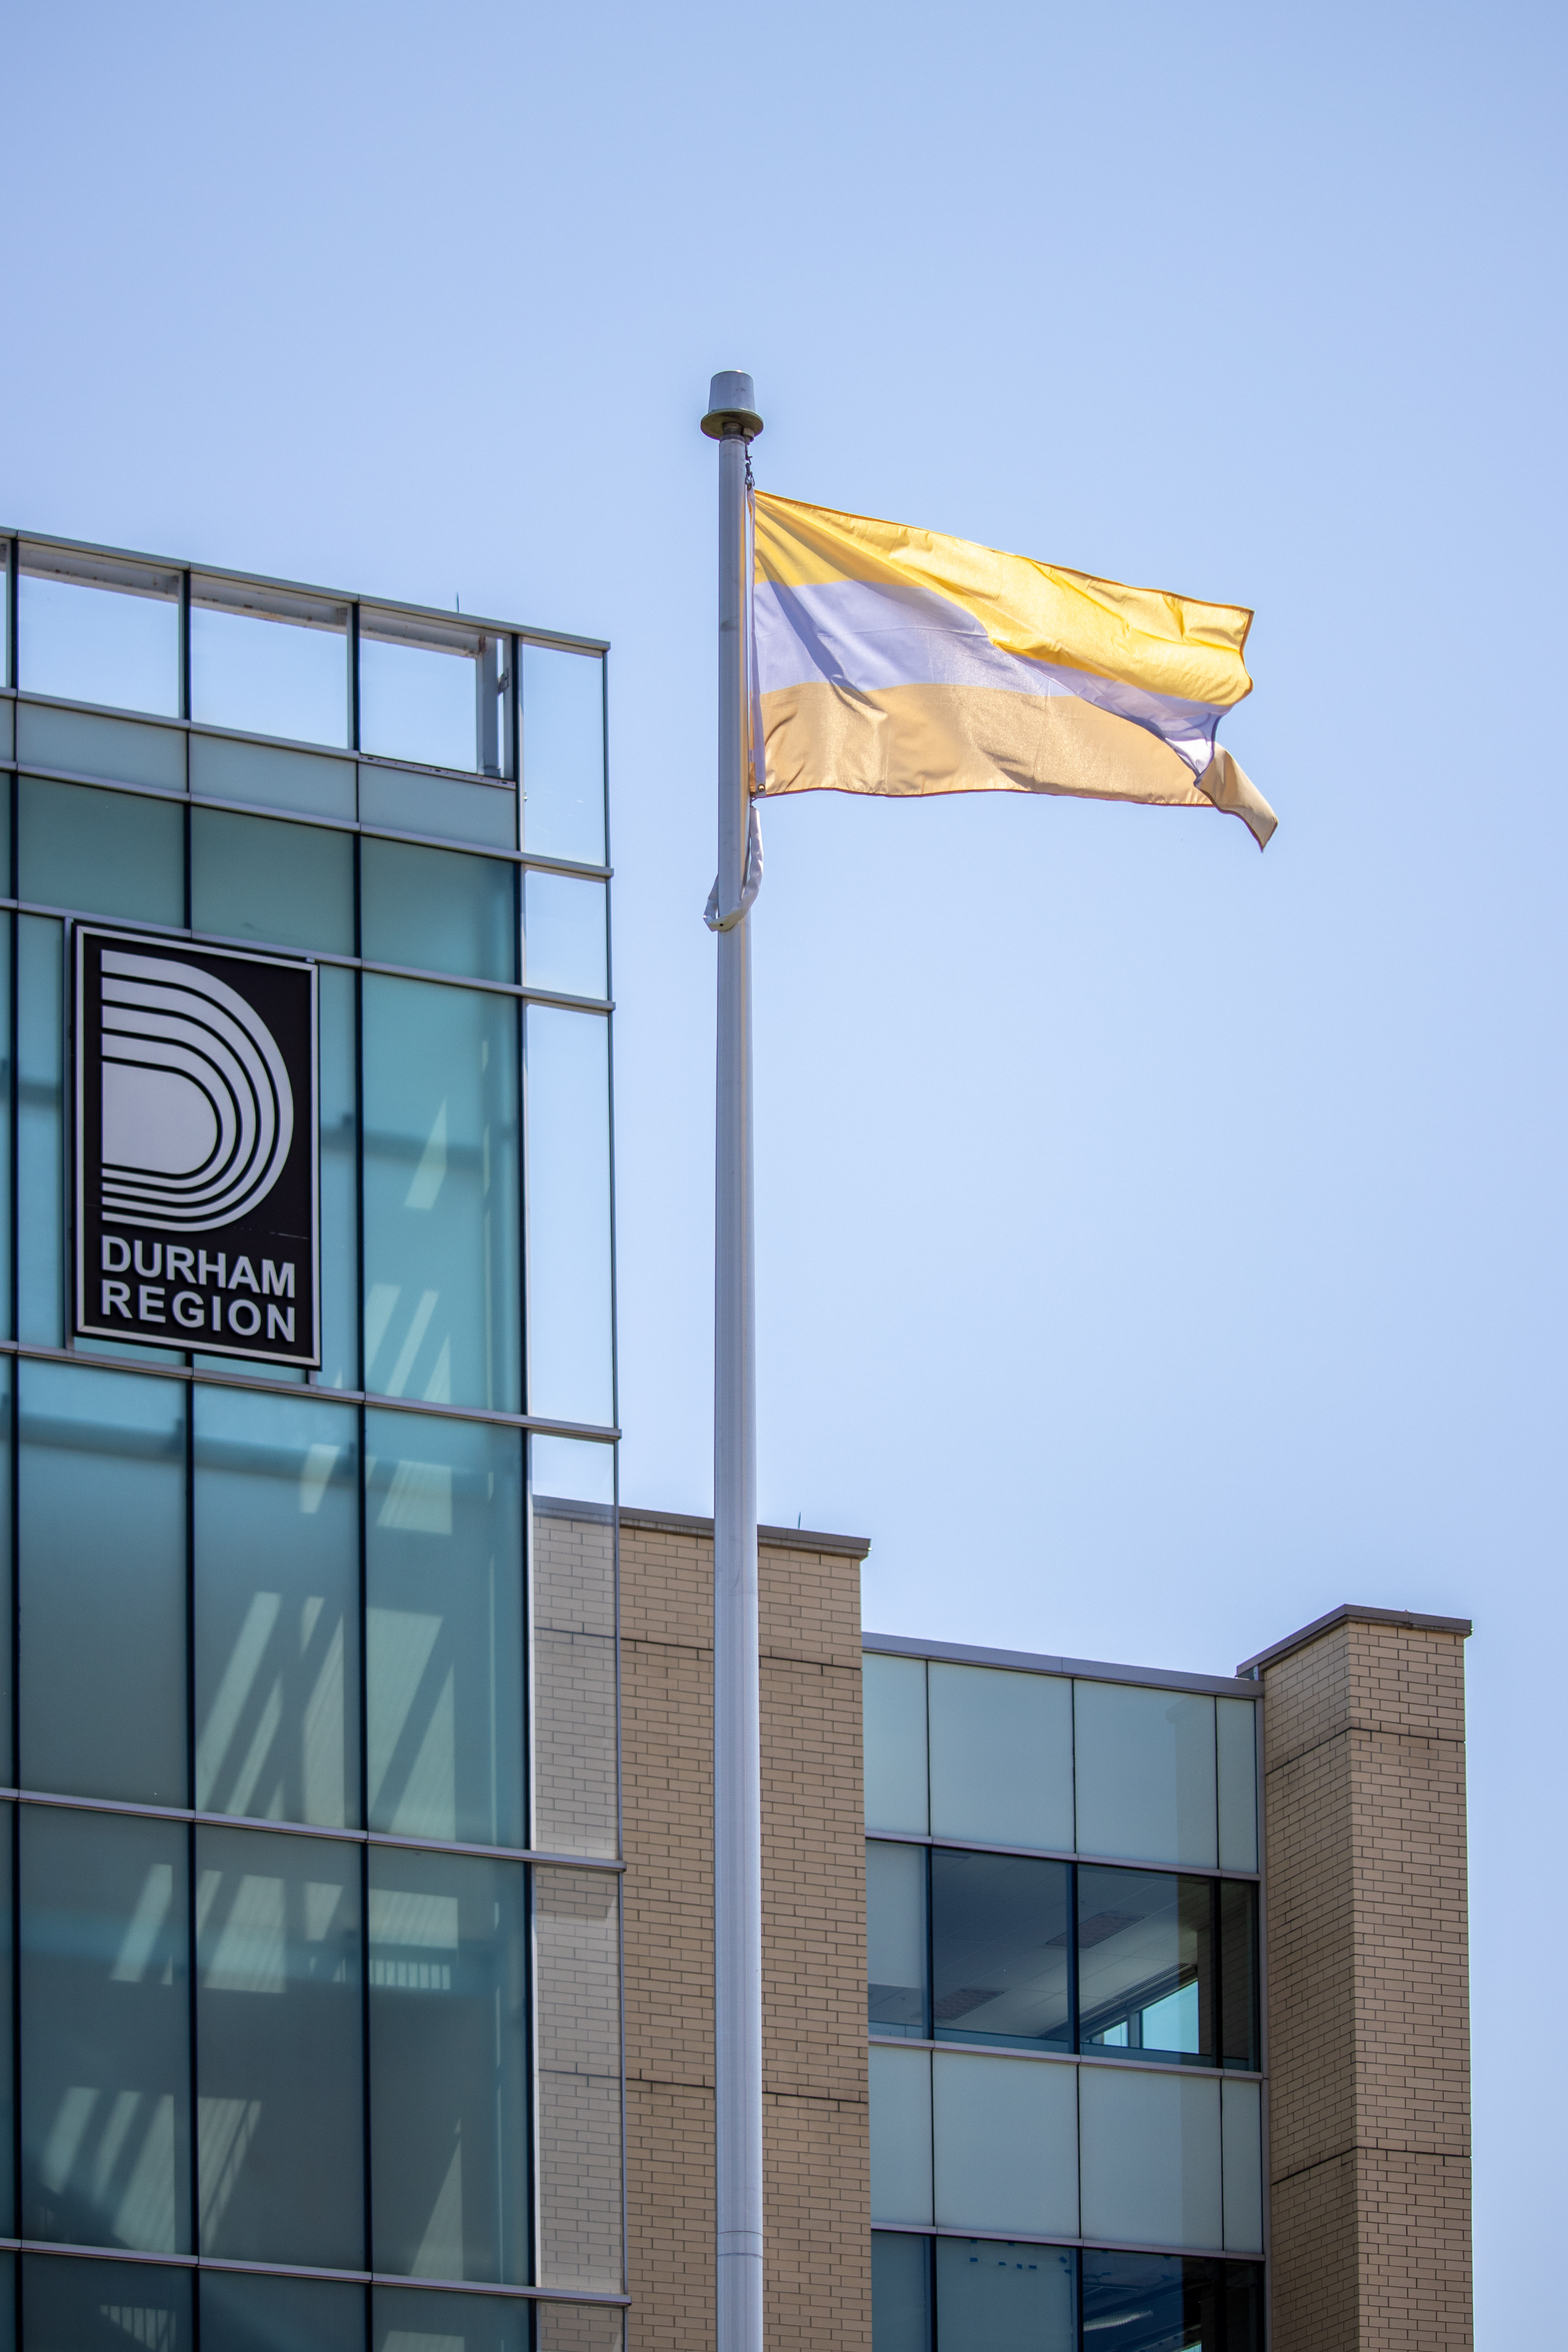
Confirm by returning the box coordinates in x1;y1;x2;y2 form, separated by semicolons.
702;370;764;440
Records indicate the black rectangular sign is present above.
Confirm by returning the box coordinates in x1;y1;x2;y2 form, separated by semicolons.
74;926;320;1366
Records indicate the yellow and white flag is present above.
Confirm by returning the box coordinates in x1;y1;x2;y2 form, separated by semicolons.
751;492;1275;849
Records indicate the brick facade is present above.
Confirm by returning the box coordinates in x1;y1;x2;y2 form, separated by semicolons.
617;1508;872;2352
1246;1607;1473;2352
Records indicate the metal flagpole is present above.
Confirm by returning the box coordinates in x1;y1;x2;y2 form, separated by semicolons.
700;367;765;2352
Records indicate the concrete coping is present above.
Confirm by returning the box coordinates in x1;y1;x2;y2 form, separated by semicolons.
1235;1601;1473;1680
533;1494;873;1560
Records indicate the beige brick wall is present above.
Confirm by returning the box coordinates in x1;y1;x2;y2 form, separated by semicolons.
619;1510;871;2352
1258;1610;1472;2352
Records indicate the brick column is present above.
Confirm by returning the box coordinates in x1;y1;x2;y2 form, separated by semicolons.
618;1507;873;2352
1241;1606;1473;2352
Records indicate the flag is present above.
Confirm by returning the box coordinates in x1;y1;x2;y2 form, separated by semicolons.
751;492;1276;849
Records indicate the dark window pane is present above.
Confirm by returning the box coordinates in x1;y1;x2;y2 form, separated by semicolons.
194;1387;360;1829
20;1362;187;1805
19;777;184;927
21;1807;190;2252
22;2253;190;2351
199;2268;363;2352
931;1850;1071;2048
361;838;515;983
1077;1865;1214;2066
934;2238;1076;2351
1218;1880;1260;2071
195;1825;362;2267
369;1845;529;2282
191;809;354;955
868;1843;927;2036
0;1360;12;1776
371;2286;529;2351
362;976;521;1414
0;1809;11;2228
366;1410;525;1849
1081;2252;1252;2352
872;2232;931;2352
0;916;13;1338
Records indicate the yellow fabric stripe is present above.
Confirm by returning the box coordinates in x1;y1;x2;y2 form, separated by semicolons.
760;680;1276;850
753;493;1254;711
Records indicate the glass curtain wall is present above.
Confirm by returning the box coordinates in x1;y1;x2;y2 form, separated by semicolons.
0;534;625;2350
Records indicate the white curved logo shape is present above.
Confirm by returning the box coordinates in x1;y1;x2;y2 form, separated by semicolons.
99;949;294;1232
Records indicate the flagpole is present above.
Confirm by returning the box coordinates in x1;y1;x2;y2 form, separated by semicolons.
701;367;765;2352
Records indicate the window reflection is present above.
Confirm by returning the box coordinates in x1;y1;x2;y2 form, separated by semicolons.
20;1807;191;2255
932;1850;1071;2049
1077;1866;1212;2066
362;976;521;1414
194;1387;360;1830
1080;2250;1262;2352
366;1411;525;1850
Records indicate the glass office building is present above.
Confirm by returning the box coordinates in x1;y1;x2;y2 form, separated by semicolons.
865;1637;1266;2352
0;534;623;2348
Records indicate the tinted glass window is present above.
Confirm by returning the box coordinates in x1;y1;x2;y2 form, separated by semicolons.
191;807;354;954
935;2238;1075;2351
1080;2252;1262;2352
1076;1865;1213;2065
871;2232;930;2352
868;1841;927;2036
1218;1878;1260;2070
932;1849;1071;2048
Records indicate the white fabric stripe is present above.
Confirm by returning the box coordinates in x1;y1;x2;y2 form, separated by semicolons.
755;580;1226;777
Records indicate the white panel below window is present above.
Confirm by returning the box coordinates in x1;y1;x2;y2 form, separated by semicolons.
932;2052;1079;2239
870;2044;932;2226
1078;2065;1223;2252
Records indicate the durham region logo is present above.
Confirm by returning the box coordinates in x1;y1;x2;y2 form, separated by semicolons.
74;927;320;1367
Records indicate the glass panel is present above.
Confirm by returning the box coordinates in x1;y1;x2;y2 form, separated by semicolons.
190;734;357;819
18;547;181;716
1077;2067;1223;2252
0;700;9;757
868;2045;931;2226
522;647;605;865
867;1841;927;2036
1077;1866;1213;2065
1221;2077;1264;2253
16;703;185;793
1080;2255;1253;2352
20;1807;190;2252
0;1807;10;2224
22;2253;191;2350
362;975;521;1413
523;873;607;1000
1073;1683;1218;1869
535;2308;625;2352
534;1867;623;2292
17;916;63;1346
318;963;360;1391
360;764;517;851
1224;2259;1265;2348
369;1846;529;2283
20;1361;187;1803
931;2052;1078;2236
0;1362;12;1766
532;1434;614;1509
1216;1696;1258;1874
930;1850;1070;2049
525;1008;613;1427
194;1386;360;1829
20;777;184;927
532;1476;617;1860
0;775;8;893
863;1655;928;1836
0;916;13;1338
191;579;349;749
201;2268;364;2351
195;1824;363;2267
191;809;354;954
361;615;503;776
928;1665;1072;1852
871;2232;931;2352
935;2240;1076;2352
361;838;515;983
1218;1880;1258;2071
366;1410;525;1849
371;2286;529;2351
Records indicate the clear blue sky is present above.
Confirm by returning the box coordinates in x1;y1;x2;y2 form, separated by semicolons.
4;2;1560;2332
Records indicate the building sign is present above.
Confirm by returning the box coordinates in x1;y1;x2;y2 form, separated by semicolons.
74;927;320;1366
